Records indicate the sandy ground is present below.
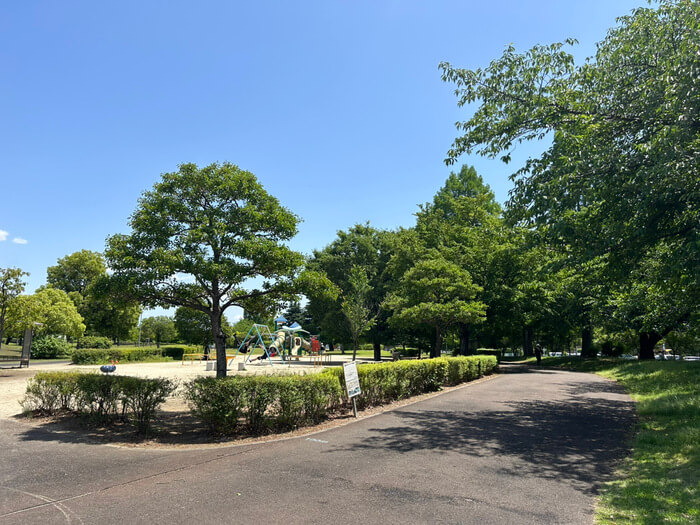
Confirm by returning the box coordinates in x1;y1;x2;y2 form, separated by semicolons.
0;354;350;420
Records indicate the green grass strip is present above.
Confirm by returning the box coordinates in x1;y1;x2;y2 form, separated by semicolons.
540;357;699;524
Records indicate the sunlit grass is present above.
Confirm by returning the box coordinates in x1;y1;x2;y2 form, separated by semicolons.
541;357;699;524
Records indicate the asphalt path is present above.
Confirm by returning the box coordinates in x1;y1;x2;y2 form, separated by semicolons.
0;365;635;524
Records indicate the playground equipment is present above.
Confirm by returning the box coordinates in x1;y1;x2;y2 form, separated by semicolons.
229;321;318;367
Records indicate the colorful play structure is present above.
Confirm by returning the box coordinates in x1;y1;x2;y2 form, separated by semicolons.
228;316;323;367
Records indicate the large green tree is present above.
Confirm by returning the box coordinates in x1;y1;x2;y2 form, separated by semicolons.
6;287;85;339
305;224;394;360
414;165;509;354
341;266;377;360
440;0;699;358
385;255;486;358
47;250;141;342
140;315;176;348
0;268;28;348
105;162;305;377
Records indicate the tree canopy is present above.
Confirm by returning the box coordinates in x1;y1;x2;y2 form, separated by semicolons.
440;0;699;357
106;162;305;376
0;267;28;348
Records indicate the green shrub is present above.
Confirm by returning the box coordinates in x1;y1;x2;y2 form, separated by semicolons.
76;336;112;349
31;336;73;359
184;373;344;435
327;357;495;410
185;377;247;434
162;346;187;360
75;374;122;419
120;376;176;434
399;347;421;358
71;347;167;364
475;348;502;362
21;371;174;434
21;371;82;413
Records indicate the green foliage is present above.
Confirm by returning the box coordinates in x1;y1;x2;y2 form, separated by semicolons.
76;336;112;349
440;0;700;356
328;356;497;409
106;162;305;377
475;348;502;362
6;287;85;339
185;373;343;435
46;251;141;343
70;346;170;364
305;224;394;353
119;376;176;433
21;371;82;413
22;372;174;434
0;267;28;349
161;346;188;360
341;266;377;358
30;336;73;358
139;315;176;347
385;254;486;357
47;250;106;296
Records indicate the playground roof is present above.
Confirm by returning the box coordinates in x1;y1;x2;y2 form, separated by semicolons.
275;316;287;323
279;325;309;334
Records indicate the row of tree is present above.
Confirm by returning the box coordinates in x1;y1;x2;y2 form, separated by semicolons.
1;2;696;374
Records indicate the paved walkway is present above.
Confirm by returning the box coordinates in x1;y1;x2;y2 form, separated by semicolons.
0;365;635;524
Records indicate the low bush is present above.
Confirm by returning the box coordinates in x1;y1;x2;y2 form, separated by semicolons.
398;347;421;358
31;336;73;359
71;347;168;364
120;376;176;433
327;356;497;409
21;371;82;413
21;372;174;434
475;348;502;362
185;373;343;435
76;336;112;349
161;346;188;360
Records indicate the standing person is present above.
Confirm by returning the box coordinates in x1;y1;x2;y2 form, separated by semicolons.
534;344;543;365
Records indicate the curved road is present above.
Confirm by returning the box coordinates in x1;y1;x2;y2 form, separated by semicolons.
0;366;635;524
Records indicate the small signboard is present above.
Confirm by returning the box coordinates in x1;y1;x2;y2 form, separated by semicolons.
343;361;361;398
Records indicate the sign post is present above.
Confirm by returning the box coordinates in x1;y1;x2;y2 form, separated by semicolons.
343;361;361;418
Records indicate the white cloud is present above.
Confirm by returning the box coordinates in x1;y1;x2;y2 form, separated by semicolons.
0;230;7;241
12;237;28;245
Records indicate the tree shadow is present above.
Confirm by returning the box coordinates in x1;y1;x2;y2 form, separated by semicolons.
330;391;635;494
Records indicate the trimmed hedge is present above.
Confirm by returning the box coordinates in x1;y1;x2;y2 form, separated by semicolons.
71;347;168;364
475;348;502;362
71;346;199;364
185;373;343;434
328;356;497;409
22;371;175;434
76;336;112;349
161;346;188;360
187;356;497;435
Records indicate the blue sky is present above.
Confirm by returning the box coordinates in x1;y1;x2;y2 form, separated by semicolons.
1;0;644;318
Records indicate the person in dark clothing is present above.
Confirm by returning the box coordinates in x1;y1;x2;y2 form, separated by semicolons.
534;344;543;365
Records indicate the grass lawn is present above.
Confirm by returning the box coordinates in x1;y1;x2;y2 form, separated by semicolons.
539;357;699;524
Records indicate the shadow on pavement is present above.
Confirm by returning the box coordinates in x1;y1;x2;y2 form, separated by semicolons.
332;376;635;494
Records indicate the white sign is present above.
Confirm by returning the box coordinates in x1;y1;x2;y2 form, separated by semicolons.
343;361;361;398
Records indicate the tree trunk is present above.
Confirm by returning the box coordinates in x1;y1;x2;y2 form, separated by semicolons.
639;332;661;360
458;323;470;356
523;327;533;357
373;340;382;362
581;325;593;357
352;336;358;361
431;325;442;358
212;311;227;378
